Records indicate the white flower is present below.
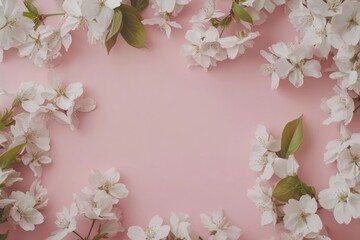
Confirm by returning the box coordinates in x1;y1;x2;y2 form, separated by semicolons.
181;26;226;71
0;0;34;60
36;104;71;125
0;191;44;231
11;113;50;151
200;209;242;240
274;43;322;88
307;0;343;17
152;0;190;15
142;17;182;38
190;0;225;23
14;82;45;113
331;1;360;46
81;0;121;28
0;168;22;189
170;212;191;240
219;31;260;60
273;155;300;179
42;73;83;110
29;179;48;210
127;215;170;240
320;86;355;125
330;45;360;94
303;17;332;58
319;174;360;224
74;192;116;220
250;151;276;180
99;219;124;238
283;195;323;236
47;203;78;240
22;145;52;177
252;125;280;154
247;179;277;226
288;3;314;33
260;50;281;89
324;125;360;164
87;168;129;203
337;144;360;180
67;97;97;130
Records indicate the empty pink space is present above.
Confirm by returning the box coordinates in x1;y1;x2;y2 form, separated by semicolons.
0;1;359;240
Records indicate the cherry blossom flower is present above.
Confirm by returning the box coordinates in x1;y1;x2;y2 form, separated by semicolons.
36;104;71;125
283;195;323;236
250;151;277;180
260;50;281;89
288;2;314;33
190;0;225;23
319;174;360;224
29;179;48;210
81;0;122;29
142;17;182;38
307;0;343;17
151;0;190;16
303;17;332;58
11;113;50;151
181;26;226;71
247;179;277;226
87;168;129;203
320;86;355;125
127;215;170;240
98;219;124;238
0;168;22;189
200;209;242;240
170;212;191;240
47;203;78;240
42;73;83;110
14;82;45;113
331;1;360;46
67;97;97;130
273;155;300;179
0;0;34;61
337;144;360;180
324;125;360;164
219;31;260;60
22;145;52;177
0;191;44;231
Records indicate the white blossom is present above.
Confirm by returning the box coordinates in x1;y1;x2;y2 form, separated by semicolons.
14;82;45;113
29;179;48;210
337;144;360;180
190;0;225;23
320;86;355;125
307;0;343;17
273;155;300;179
22;145;52;177
98;219;124;238
219;31;260;60
127;215;170;240
0;168;22;189
170;212;191;240
200;209;242;240
142;17;182;38
74;192;116;220
319;174;360;224
47;203;78;240
67;97;96;130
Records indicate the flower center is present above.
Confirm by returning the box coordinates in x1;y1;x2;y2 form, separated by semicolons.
145;227;156;240
348;18;359;28
300;211;310;223
337;191;348;202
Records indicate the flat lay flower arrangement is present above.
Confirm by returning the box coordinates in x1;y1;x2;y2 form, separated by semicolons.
0;0;359;239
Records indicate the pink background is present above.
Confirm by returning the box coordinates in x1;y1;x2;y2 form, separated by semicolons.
1;1;360;239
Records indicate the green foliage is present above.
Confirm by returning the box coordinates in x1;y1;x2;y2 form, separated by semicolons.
23;0;41;28
232;3;253;24
130;0;149;12
277;115;304;159
106;9;123;54
0;144;25;169
120;4;146;48
272;176;315;202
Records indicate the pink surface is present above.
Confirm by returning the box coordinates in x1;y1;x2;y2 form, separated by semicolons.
1;1;360;239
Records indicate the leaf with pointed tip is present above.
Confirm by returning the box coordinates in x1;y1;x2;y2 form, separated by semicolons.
105;9;123;54
0;144;25;169
232;3;253;24
278;115;304;158
120;5;146;48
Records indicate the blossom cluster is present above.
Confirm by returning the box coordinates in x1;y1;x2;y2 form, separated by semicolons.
0;0;148;67
0;73;95;236
142;0;191;38
47;168;128;240
181;0;267;71
248;118;330;239
127;208;242;240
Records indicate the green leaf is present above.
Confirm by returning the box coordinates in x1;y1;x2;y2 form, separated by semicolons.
272;176;315;202
0;209;6;224
0;144;25;169
0;231;8;240
105;9;123;54
22;11;38;19
93;233;107;240
24;0;38;15
0;123;5;131
130;0;149;12
278;115;304;159
232;3;253;24
120;5;146;48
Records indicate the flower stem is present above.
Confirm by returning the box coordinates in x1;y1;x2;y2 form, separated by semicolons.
73;231;85;240
87;219;96;239
354;105;360;113
41;12;65;17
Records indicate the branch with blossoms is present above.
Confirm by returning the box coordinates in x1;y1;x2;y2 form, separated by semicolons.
248;116;332;239
0;73;95;239
0;0;150;67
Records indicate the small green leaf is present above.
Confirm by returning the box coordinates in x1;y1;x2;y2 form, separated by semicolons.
93;233;107;240
105;9;123;53
0;209;6;224
232;3;253;24
0;123;5;131
0;144;25;169
278;115;304;159
24;0;38;15
120;5;146;48
22;11;38;19
130;0;149;12
272;176;315;202
0;231;8;240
